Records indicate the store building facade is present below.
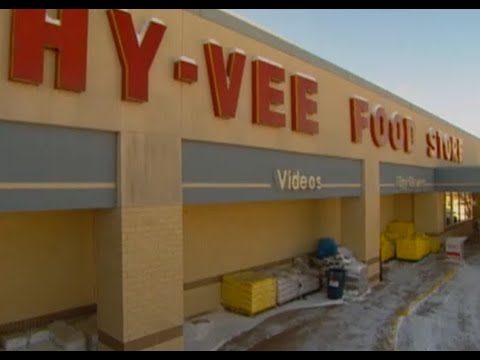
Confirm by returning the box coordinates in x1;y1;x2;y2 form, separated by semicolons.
1;9;479;351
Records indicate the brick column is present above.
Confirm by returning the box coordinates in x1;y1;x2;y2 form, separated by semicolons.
95;132;183;351
341;159;381;286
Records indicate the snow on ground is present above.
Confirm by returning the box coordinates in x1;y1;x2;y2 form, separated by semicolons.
185;292;344;351
397;239;480;351
219;254;457;351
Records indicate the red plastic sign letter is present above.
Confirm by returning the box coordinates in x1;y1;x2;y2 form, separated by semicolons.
10;9;89;92
350;97;370;143
107;9;166;102
291;74;318;135
204;42;246;119
252;58;286;128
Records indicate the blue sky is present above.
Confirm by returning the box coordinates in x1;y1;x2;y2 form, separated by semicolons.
229;9;480;137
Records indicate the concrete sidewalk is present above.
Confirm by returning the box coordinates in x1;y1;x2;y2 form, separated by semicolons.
220;248;462;351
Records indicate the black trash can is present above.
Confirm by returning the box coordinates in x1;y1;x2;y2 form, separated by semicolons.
326;268;346;300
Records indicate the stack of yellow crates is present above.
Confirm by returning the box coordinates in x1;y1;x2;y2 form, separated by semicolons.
396;232;431;261
429;236;443;254
385;221;415;239
381;221;415;261
382;221;438;262
221;272;277;316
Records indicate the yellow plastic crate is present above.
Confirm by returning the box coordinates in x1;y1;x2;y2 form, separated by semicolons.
396;234;430;261
381;233;395;262
221;272;277;316
386;222;415;238
429;236;443;254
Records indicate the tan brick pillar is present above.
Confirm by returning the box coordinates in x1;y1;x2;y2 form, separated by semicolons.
95;132;183;351
341;158;381;286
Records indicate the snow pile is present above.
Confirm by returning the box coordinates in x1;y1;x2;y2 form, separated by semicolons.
72;315;98;351
397;261;480;351
48;321;87;351
1;315;97;352
28;328;50;345
1;332;28;351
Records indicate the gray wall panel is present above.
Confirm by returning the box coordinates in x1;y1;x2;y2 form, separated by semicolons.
380;163;435;195
0;120;116;182
182;140;362;204
183;187;360;204
183;141;361;183
435;167;480;185
436;185;480;193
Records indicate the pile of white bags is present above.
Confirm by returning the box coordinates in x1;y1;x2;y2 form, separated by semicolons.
261;256;321;305
338;248;369;296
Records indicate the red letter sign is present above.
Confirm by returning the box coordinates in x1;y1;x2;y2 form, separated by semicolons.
10;9;89;92
403;117;415;153
252;58;286;128
457;138;464;163
442;134;453;161
204;42;246;119
426;128;437;158
350;97;370;143
370;106;388;147
291;73;318;135
389;113;404;151
107;9;166;102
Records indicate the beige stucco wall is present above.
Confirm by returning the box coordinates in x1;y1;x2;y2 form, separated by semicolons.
380;195;395;231
313;198;342;244
183;198;343;317
0;10;183;135
0;210;95;326
381;194;415;232
394;194;414;222
184;284;221;319
341;197;364;261
183;200;319;284
414;193;445;234
0;9;477;167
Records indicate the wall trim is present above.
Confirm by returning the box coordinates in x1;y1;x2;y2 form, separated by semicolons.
184;253;315;291
368;273;380;283
0;304;96;336
98;325;183;351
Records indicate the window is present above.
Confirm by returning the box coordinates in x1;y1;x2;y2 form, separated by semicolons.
445;192;473;227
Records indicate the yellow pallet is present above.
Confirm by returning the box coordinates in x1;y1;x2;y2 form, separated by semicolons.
396;235;430;261
381;233;395;262
221;272;277;316
386;222;415;239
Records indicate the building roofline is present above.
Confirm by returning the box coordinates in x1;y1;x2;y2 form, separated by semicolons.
185;9;478;141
